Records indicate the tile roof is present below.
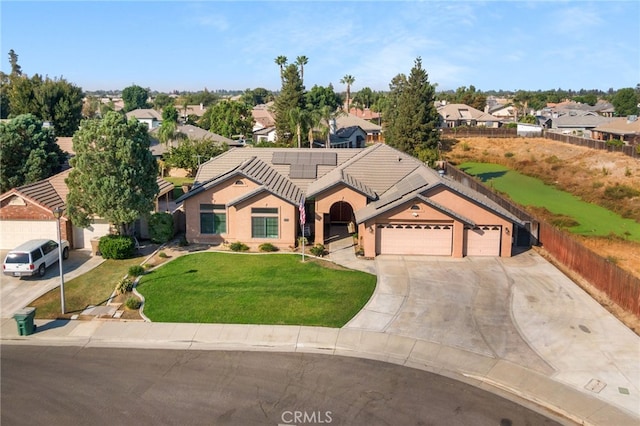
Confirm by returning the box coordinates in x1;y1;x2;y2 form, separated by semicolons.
335;115;382;133
126;109;162;120
437;103;499;122
180;144;525;225
593;117;640;135
149;125;239;156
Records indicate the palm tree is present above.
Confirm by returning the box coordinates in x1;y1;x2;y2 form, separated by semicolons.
295;56;309;85
289;107;312;148
275;56;288;81
340;74;355;113
318;106;346;149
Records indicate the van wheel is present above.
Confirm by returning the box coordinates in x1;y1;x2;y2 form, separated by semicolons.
38;264;46;277
62;247;69;260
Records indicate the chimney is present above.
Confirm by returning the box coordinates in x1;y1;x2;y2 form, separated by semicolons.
330;118;337;135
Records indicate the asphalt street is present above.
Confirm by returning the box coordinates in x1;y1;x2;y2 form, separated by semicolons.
1;345;564;426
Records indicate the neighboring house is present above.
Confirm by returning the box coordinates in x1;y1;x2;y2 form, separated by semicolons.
347;107;381;122
545;111;616;136
335;114;384;144
176;144;523;258
437;103;501;128
488;104;517;122
0;170;174;250
251;103;276;131
126;108;162;130
253;126;277;143
177;104;208;123
591;116;640;145
149;124;243;158
315;124;367;148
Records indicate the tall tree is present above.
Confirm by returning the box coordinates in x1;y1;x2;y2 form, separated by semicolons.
289;107;313;148
66;111;158;235
164;138;227;177
340;74;355;112
295;55;309;85
0;114;66;192
122;84;150;112
240;87;273;106
8;49;22;77
274;64;305;145
274;56;288;81
612;88;640;116
305;84;341;112
384;57;440;162
199;100;253;139
157;105;183;145
34;77;84;136
153;93;174;110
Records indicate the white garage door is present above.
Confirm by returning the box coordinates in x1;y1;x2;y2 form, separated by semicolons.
376;223;453;256
0;220;58;249
464;225;502;256
72;220;111;249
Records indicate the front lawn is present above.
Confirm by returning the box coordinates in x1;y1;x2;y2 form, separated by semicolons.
460;162;640;241
136;252;376;327
163;176;194;199
32;256;144;319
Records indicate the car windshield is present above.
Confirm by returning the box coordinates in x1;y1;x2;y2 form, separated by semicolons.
5;253;30;263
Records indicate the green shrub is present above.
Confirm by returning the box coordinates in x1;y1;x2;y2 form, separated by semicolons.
178;236;189;247
604;184;640;200
125;297;141;310
158;251;168;258
99;235;136;259
116;277;134;295
128;265;145;277
606;139;624;147
461;142;470;151
504;152;514;158
259;243;278;252
229;242;249;252
297;236;308;247
148;212;174;243
310;244;327;257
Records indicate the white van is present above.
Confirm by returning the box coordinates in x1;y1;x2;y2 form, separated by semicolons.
3;239;69;278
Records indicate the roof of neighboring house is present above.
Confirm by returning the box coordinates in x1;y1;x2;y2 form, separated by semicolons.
179;144;524;225
252;103;276;128
550;113;615;128
177;104;208;117
335;114;382;133
126;109;162;120
592;117;640;135
149;125;240;156
437;103;499;122
253;126;276;136
56;137;75;155
0;169;172;212
347;107;381;120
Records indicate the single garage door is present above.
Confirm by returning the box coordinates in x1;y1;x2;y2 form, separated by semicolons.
0;220;58;249
72;220;111;249
464;225;502;256
376;223;453;255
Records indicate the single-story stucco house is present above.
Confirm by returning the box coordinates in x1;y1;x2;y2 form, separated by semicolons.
176;144;523;258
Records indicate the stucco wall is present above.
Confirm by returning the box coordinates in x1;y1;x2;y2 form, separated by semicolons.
314;186;367;244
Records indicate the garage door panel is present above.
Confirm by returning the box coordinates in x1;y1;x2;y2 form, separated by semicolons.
376;223;452;256
464;225;501;256
0;220;58;249
73;220;111;249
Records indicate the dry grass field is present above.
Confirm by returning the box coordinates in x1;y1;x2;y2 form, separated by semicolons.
445;137;640;278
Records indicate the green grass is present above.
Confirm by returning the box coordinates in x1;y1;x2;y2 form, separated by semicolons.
32;256;144;318
136;252;376;327
459;162;640;242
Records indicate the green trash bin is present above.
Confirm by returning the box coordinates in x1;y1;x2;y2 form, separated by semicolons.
13;307;37;336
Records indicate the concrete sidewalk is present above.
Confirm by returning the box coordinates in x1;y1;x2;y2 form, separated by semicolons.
1;234;639;425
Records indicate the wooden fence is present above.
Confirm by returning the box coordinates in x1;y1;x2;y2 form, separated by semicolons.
440;128;517;138
445;163;640;316
539;222;640;316
543;131;638;158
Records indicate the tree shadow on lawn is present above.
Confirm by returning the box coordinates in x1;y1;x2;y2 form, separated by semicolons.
459;169;508;183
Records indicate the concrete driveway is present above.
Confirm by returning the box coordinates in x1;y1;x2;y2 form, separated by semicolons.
0;249;104;318
345;250;640;416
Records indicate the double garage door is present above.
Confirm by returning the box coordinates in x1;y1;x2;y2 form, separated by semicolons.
376;223;453;256
0;220;58;249
376;223;502;257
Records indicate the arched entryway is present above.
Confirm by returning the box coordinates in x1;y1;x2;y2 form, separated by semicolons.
325;201;355;243
329;201;354;223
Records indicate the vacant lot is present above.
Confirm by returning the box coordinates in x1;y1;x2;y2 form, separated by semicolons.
446;137;640;277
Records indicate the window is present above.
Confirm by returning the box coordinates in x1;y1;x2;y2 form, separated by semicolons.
251;207;278;238
200;204;226;234
42;241;58;254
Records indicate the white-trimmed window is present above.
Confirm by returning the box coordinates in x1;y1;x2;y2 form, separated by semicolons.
200;204;226;234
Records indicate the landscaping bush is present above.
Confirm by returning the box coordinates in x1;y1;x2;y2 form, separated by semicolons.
158;251;168;258
604;184;640;200
229;242;249;252
99;235;136;259
297;236;308;247
179;235;189;246
125;297;141;310
148;212;174;243
128;265;145;277
116;277;134;295
310;244;327;257
259;243;278;252
606;138;624;147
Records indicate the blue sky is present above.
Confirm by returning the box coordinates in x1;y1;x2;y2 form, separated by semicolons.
1;1;638;93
